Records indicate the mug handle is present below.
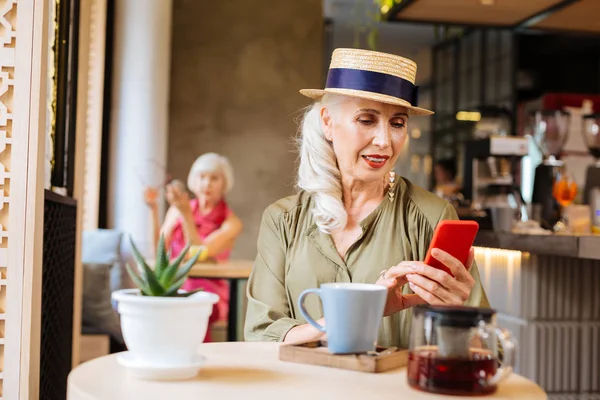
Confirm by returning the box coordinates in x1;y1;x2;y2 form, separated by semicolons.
481;326;517;386
297;288;326;333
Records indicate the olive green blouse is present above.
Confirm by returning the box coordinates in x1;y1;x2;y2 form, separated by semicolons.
244;177;490;349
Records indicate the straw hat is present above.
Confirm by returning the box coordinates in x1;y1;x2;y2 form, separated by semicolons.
300;48;433;116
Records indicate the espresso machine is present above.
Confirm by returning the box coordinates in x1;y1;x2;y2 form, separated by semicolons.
582;113;600;204
530;109;570;229
462;136;529;229
461;107;528;230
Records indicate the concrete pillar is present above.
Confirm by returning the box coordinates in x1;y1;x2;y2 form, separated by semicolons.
167;0;323;259
108;0;172;256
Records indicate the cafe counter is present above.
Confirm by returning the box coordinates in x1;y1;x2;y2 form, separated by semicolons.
472;230;600;399
474;230;600;260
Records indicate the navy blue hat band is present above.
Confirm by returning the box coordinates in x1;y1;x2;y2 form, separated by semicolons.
325;68;419;107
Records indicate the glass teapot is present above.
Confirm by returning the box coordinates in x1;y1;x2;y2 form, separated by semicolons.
408;305;517;396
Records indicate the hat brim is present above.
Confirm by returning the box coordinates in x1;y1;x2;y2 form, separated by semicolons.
299;88;434;116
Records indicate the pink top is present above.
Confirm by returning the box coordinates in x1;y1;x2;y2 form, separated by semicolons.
170;198;232;330
169;198;232;261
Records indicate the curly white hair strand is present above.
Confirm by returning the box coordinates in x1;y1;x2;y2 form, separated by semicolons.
296;94;347;234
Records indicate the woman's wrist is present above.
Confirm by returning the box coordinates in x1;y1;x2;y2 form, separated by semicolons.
283;318;326;343
179;205;193;218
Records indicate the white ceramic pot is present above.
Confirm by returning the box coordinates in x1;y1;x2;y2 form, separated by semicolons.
112;288;219;367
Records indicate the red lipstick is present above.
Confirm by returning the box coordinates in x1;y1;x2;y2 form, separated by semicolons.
362;154;389;169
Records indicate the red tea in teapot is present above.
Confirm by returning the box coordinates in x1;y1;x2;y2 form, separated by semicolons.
407;347;498;396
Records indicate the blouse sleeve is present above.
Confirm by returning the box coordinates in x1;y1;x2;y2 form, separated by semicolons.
243;207;300;341
437;203;491;309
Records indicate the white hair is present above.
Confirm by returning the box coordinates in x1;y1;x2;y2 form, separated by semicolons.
296;94;347;234
187;152;234;194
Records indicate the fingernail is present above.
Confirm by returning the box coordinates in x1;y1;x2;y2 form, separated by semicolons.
409;282;416;290
410;263;418;270
432;248;440;256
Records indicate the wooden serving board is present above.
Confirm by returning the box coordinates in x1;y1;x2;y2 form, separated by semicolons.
278;340;408;373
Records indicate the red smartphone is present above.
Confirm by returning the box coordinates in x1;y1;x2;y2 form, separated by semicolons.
423;220;479;276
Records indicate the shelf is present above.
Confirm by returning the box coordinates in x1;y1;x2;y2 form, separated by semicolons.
475;176;513;187
474;230;600;260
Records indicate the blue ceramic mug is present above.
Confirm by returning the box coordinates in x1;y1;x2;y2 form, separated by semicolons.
297;283;387;354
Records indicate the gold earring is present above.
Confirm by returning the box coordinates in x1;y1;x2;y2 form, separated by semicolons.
388;171;396;202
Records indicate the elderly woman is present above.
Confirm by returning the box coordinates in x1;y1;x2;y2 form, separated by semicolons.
145;152;242;341
244;48;490;348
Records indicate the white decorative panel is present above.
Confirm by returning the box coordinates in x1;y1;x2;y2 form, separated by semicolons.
0;0;16;395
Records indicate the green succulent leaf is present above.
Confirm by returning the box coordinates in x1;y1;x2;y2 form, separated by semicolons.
130;236;164;295
155;234;169;279
129;236;151;272
127;236;200;297
162;273;190;296
125;262;151;295
172;247;202;284
140;258;166;296
160;242;190;287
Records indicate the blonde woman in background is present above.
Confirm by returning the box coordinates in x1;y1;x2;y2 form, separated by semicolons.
145;152;243;342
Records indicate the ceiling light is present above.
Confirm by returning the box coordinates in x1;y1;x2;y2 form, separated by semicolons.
423;155;432;175
411;155;421;173
456;111;481;122
481;0;494;5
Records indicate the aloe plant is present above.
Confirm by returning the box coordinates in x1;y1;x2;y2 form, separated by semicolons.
126;234;203;297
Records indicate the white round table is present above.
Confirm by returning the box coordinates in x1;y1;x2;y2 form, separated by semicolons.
68;342;547;400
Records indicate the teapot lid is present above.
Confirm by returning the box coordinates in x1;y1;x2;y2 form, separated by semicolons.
414;305;495;328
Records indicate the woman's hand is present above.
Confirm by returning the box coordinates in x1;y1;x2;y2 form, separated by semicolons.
405;248;475;306
143;187;159;208
283;318;327;344
376;264;427;316
166;182;191;214
377;247;476;315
